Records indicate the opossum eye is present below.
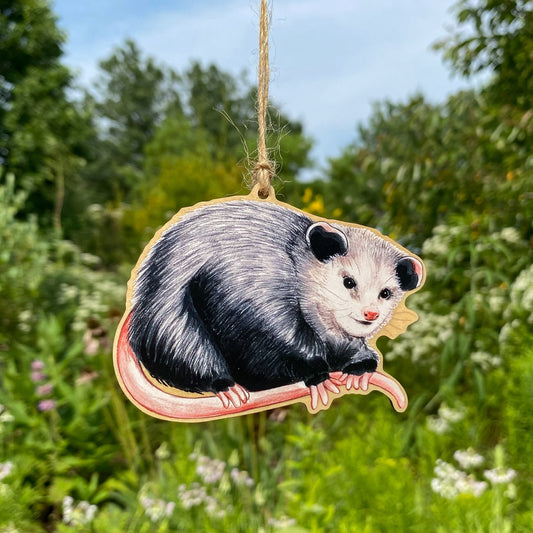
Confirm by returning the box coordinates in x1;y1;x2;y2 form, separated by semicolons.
343;277;357;290
379;288;392;300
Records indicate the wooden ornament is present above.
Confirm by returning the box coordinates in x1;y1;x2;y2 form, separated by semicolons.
113;186;425;422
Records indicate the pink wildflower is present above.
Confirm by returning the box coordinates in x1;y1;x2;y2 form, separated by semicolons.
36;383;54;397
31;371;46;383
38;399;57;412
76;371;99;385
31;360;45;371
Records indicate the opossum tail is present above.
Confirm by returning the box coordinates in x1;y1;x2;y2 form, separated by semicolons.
114;313;407;422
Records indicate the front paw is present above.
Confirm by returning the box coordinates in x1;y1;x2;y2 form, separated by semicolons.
343;373;373;392
331;357;378;393
346;358;378;375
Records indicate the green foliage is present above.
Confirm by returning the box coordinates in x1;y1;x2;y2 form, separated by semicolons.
0;0;92;232
0;175;50;343
127;116;246;241
322;91;533;248
86;40;181;203
436;0;533;109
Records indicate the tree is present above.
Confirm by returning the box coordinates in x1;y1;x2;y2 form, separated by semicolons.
183;62;248;157
322;89;532;247
436;0;533;109
183;62;313;185
0;0;92;229
86;40;182;203
0;0;64;138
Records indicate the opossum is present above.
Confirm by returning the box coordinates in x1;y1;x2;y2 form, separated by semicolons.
127;200;423;409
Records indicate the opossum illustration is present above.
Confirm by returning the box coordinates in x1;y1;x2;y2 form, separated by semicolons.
127;200;423;410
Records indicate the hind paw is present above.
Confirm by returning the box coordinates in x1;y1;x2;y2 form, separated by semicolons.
216;384;250;409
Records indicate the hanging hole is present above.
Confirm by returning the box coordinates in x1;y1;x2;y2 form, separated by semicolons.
250;183;276;201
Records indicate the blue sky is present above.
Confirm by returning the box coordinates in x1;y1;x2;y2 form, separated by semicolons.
52;0;477;174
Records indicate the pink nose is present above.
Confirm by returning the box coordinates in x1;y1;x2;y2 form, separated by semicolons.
364;310;379;321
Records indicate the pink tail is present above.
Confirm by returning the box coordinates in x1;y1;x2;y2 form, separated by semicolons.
114;314;407;422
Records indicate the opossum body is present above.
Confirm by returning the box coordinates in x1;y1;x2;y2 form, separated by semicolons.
128;200;423;397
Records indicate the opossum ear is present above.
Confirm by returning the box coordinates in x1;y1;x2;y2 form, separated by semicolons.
396;257;423;291
306;222;348;262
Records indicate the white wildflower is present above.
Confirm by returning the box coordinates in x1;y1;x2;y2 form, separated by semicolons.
488;293;506;313
178;483;209;509
0;405;14;424
195;455;225;484
484;467;517;485
58;283;79;304
18;309;32;332
471;351;502;371
434;459;460;480
439;403;465;424
453;448;484;469
427;416;450;435
230;467;254;487
0;462;13;481
268;516;297;529
80;253;101;267
431;459;487;499
140;496;175;522
499;227;521;244
204;495;226;518
62;496;97;526
177;483;225;517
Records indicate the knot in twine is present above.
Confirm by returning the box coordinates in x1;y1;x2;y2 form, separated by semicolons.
253;161;274;198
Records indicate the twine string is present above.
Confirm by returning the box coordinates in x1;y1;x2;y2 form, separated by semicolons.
253;0;274;198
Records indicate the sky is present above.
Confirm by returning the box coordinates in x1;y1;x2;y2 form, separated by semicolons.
52;0;477;175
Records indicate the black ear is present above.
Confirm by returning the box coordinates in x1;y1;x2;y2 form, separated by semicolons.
306;222;348;262
396;257;423;291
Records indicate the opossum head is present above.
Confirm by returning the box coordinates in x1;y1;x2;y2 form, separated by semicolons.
303;222;423;340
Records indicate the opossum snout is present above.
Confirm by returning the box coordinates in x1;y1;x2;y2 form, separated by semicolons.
363;309;380;321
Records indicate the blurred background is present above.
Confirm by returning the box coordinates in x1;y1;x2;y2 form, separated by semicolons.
0;0;532;531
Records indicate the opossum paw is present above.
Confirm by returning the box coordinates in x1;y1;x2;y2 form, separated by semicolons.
216;384;250;409
309;379;340;410
344;372;372;392
329;371;373;392
327;372;346;387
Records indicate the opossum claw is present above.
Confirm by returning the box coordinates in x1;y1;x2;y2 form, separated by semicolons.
216;384;250;409
309;379;340;410
327;372;346;387
233;384;251;403
329;371;372;391
216;391;230;408
309;385;319;410
323;379;341;394
342;372;372;391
